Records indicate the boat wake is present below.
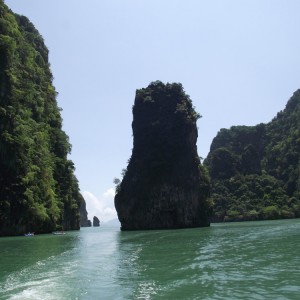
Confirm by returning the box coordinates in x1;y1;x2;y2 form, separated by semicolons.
0;250;78;300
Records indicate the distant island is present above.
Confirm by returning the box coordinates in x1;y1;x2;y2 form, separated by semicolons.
205;90;300;222
0;2;87;236
93;216;100;227
114;81;211;230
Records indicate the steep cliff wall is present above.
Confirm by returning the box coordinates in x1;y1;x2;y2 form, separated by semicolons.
0;2;82;235
115;81;211;230
93;216;100;227
79;195;90;227
205;90;300;221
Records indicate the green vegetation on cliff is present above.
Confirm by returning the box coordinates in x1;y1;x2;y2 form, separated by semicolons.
0;2;83;235
205;90;300;221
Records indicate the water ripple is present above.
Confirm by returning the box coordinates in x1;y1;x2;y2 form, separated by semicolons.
0;220;299;299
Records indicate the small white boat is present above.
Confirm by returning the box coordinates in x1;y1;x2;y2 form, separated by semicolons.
52;231;65;235
24;232;34;237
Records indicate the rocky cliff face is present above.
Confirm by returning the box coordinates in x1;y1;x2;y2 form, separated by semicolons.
93;216;100;227
79;196;90;227
114;81;211;230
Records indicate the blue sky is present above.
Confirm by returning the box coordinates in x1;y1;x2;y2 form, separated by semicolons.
5;0;300;222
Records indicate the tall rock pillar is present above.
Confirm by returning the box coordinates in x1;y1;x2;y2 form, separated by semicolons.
115;81;210;230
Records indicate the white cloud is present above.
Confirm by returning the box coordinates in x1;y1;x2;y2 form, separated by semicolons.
83;188;118;223
103;188;115;198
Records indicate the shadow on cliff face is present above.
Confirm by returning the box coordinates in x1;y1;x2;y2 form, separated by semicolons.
115;81;211;230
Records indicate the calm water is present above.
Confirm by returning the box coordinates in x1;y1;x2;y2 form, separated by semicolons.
0;219;299;300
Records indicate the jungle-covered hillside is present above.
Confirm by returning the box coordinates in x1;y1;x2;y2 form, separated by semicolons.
205;90;300;222
0;1;84;235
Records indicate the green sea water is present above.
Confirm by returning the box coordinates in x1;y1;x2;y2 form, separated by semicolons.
0;219;299;299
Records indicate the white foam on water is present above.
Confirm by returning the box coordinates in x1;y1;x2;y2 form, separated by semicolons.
1;249;79;300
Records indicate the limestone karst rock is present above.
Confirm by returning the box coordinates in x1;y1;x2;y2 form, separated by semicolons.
114;81;211;230
205;90;300;222
79;197;90;227
0;2;82;236
93;216;100;227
